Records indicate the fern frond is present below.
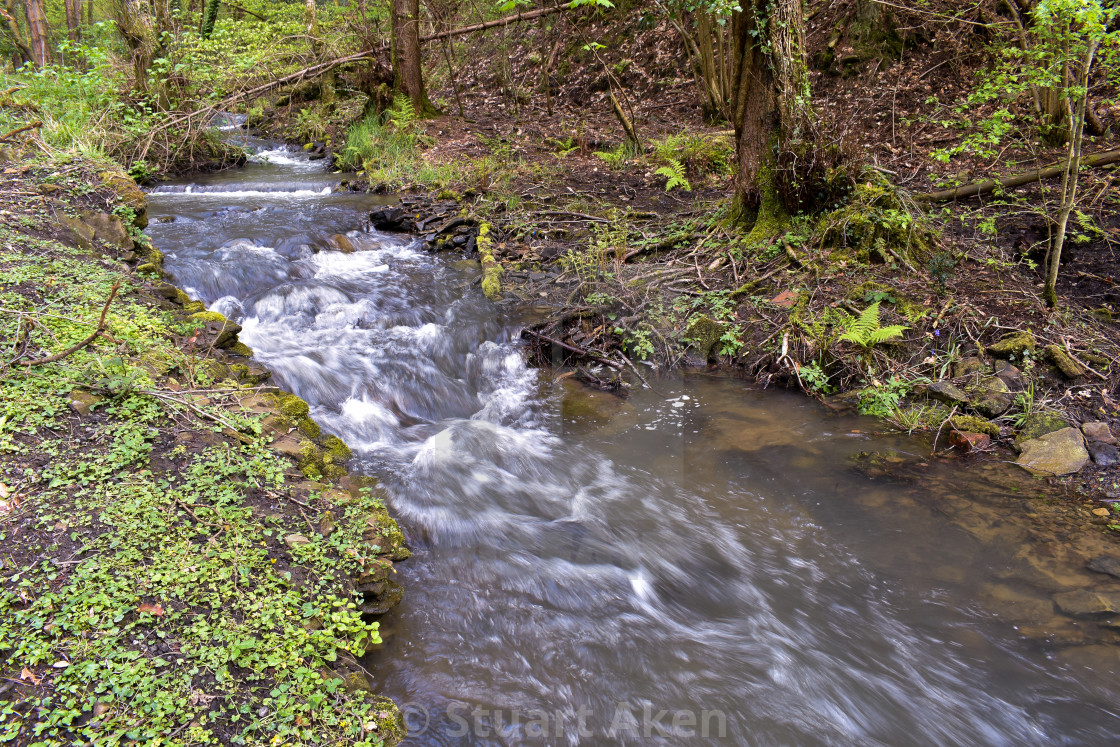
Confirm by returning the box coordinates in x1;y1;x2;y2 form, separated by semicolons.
868;325;907;345
655;159;691;192
838;301;881;345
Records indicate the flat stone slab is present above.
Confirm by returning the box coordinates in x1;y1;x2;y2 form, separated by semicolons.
1016;427;1089;476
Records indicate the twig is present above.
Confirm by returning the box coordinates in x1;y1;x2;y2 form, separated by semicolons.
931;405;958;455
522;328;623;369
0;120;42;142
19;282;119;367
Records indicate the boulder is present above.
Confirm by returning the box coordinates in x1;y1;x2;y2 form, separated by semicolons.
99;170;149;228
987;330;1036;360
926;380;969;406
970;376;1013;418
1088;441;1120;467
1053;589;1120;618
1016;427;1090;476
1082;421;1117;445
80;211;132;249
952;356;987;379
369;205;414;232
993;360;1024;390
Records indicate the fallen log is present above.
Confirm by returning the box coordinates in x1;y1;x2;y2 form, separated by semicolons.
916;148;1120;202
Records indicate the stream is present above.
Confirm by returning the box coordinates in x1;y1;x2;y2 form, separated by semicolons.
145;134;1120;745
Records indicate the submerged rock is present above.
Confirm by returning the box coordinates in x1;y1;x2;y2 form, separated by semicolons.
1087;556;1120;579
1053;589;1120;618
1016;427;1090;476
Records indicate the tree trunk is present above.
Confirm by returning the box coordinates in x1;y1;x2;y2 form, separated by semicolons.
86;0;94;26
25;0;51;67
1044;39;1098;307
1;0;33;65
730;0;812;234
65;0;81;41
391;0;434;115
200;0;219;38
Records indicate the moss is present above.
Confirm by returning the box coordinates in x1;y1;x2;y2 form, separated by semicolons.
322;435;353;462
744;162;789;246
135;262;162;276
477;222;503;300
1015;412;1070;449
819;179;934;266
298;441;325;479
189;310;241;347
298;418;321;439
277;393;310;419
684;315;726;360
226;341;254;357
1044;344;1086;379
436;189;461;201
183;300;206;314
950;415;1000;438
987;330;1035;360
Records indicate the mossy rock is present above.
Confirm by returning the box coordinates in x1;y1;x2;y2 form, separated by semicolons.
684;314;726;360
950;415;999;438
99;169;148;229
183;300;206;314
819;179;934;266
225;341;254;357
477;223;503;300
277;392;310;419
987;330;1035;360
1044;344;1086;379
322;435;353;461
1014;412;1070;451
189;310;242;348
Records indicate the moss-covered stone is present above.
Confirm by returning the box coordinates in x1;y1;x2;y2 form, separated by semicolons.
183;300;206;314
819;179;934;266
277;393;310;419
99;169;149;229
1044;344;1086;379
1015;411;1070;451
189;310;242;348
322;435;353;462
684;314;726;360
950;414;1000;438
477;222;503;300
226;341;254;357
988;330;1035;360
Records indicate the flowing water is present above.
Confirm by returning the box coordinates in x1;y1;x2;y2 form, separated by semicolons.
145;136;1120;745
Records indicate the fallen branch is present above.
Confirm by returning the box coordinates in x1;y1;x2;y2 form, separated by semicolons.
522;328;623;369
419;3;568;43
0;120;42;142
20;282;119;367
916;148;1120;202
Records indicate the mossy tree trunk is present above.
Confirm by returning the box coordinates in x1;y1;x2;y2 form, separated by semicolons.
391;0;436;115
730;0;813;237
200;0;219;38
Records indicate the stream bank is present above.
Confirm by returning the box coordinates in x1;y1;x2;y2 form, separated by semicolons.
0;148;407;744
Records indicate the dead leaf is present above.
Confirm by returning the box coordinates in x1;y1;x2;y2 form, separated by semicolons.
137;602;165;617
20;667;41;685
